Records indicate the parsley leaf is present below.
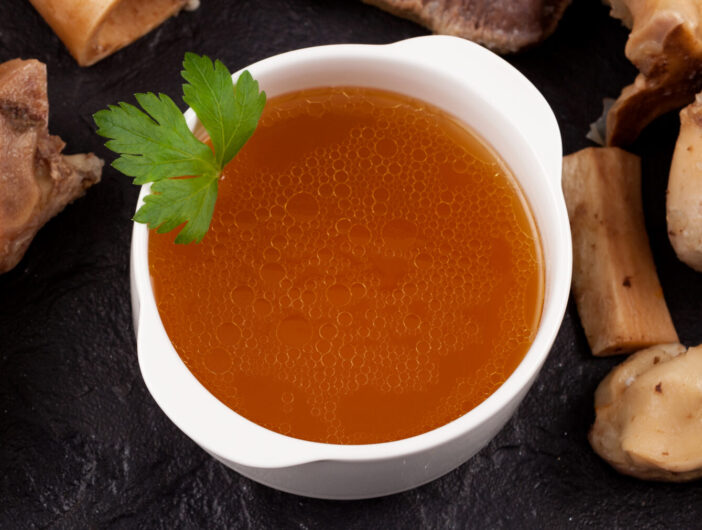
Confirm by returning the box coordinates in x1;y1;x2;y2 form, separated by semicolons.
93;53;266;244
96;93;218;185
134;175;219;244
182;53;266;168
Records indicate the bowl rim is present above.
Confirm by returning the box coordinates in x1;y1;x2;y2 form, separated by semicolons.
131;35;572;469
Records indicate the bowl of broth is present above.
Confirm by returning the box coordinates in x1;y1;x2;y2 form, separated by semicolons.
130;35;571;499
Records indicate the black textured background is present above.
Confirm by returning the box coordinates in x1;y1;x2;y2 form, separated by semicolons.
1;0;701;528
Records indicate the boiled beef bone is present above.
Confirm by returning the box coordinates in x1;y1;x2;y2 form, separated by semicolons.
604;0;702;146
362;0;572;53
29;0;200;67
0;59;102;274
666;92;702;271
561;147;678;356
590;343;702;481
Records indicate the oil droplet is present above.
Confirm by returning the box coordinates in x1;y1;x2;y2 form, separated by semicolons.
335;183;351;197
452;158;467;173
351;245;367;258
319;183;333;197
375;138;397;157
402;282;418;296
316;340;332;354
281;391;295;404
335;218;352;233
231;285;254;306
414;252;433;269
235;210;256;229
350;282;367;299
204;347;232;373
307;102;324;117
253;298;272;316
412;148;427;162
416;340;431;354
382;219;417;250
436;202;451;217
263;247;281;261
337;311;353;326
339;344;355;359
373;187;389;201
277;315;313;346
255;207;270;222
334;169;350;182
327;283;351;306
301;290;316;304
217;322;242;345
286;192;319;220
270;205;285;220
319;322;338;339
260;262;285;284
372;203;388;215
348;224;371;245
271;234;287;249
404;314;421;331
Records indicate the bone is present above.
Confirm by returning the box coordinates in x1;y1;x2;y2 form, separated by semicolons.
604;0;702;146
590;343;702;481
28;0;195;66
562;147;678;356
0;58;102;274
362;0;572;53
666;92;702;271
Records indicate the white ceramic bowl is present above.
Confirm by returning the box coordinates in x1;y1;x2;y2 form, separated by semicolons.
130;35;571;500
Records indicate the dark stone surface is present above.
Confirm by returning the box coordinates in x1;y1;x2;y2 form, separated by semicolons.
1;0;701;527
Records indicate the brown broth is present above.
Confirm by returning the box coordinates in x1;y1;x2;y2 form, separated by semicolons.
148;86;544;444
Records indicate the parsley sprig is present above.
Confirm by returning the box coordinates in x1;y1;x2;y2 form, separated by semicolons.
94;53;266;243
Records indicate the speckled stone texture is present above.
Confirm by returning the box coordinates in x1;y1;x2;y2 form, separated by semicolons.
1;0;701;527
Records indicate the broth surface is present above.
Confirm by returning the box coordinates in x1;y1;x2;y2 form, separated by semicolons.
149;87;543;444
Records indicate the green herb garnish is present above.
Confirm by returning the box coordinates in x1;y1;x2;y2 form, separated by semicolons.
93;53;266;243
